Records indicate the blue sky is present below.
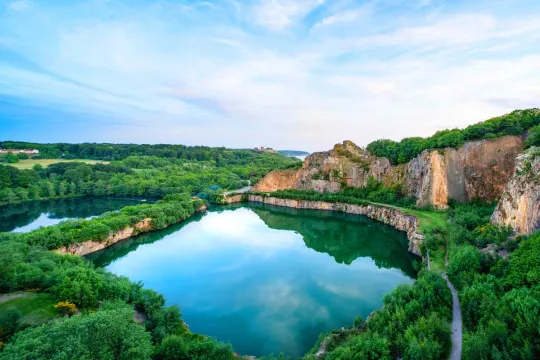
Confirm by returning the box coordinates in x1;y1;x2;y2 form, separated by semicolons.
1;0;539;151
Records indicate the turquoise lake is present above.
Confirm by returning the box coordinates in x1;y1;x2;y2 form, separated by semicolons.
88;203;418;357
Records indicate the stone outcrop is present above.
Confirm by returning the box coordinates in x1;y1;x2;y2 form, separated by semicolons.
57;204;208;256
253;140;399;194
491;147;540;234
406;135;524;208
57;218;153;256
253;136;524;209
247;195;424;255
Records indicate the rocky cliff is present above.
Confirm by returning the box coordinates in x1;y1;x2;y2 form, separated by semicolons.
247;195;424;255
57;218;153;256
57;204;208;256
253;136;524;208
491;147;540;234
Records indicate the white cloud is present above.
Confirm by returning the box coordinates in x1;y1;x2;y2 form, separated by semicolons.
251;0;324;30
1;0;540;150
313;8;369;28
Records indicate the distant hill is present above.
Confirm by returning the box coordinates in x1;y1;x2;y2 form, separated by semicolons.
278;150;310;157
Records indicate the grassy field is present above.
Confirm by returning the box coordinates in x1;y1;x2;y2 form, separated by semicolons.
9;159;108;169
0;292;59;326
400;207;448;233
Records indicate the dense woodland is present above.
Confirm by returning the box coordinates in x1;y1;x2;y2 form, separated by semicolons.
0;141;289;164
0;152;298;205
366;109;540;164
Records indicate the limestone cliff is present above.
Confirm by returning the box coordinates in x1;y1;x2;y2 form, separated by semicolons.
253;136;524;208
57;218;153;256
491;147;540;234
57;204;208;256
253;140;399;193
247;195;424;255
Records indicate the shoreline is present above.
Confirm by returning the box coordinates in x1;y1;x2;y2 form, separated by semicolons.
230;194;424;256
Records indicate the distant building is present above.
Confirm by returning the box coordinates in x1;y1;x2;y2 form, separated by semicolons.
0;149;39;155
253;146;276;153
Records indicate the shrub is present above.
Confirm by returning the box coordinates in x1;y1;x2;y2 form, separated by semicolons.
54;301;78;316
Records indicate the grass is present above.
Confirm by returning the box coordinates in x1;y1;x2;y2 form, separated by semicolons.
0;292;59;326
399;208;449;233
367;201;449;234
369;203;450;273
8;159;108;169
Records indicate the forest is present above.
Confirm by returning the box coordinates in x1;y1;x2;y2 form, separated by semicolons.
366;109;540;164
0;141;292;164
0;152;299;205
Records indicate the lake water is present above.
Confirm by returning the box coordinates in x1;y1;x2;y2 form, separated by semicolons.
0;197;147;233
88;203;418;357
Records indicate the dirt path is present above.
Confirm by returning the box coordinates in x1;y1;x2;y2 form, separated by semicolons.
0;292;29;304
443;275;462;360
224;186;252;195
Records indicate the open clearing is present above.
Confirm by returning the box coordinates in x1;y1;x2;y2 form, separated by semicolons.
0;292;59;326
9;159;108;169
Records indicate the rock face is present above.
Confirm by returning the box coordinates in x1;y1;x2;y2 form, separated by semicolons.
253;136;524;208
57;218;153;256
247;195;424;255
491;147;540;234
57;204;208;256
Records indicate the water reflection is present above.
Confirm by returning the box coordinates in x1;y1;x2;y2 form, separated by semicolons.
89;204;418;357
0;197;149;233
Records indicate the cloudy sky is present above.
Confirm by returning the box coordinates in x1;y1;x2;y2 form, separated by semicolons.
0;0;539;151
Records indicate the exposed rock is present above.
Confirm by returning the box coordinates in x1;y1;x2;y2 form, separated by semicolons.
247;195;423;255
57;218;153;256
222;193;245;204
491;147;540;234
439;135;523;205
251;169;303;192
253;136;524;209
253;141;397;193
57;204;208;256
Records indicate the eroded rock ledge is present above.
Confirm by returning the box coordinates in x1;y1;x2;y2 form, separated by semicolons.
491;147;540;234
247;195;424;256
57;218;153;256
57;204;207;256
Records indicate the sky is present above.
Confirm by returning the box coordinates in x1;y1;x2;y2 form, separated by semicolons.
0;0;539;152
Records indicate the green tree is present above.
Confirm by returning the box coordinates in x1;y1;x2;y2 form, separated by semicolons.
5;153;19;164
0;307;152;360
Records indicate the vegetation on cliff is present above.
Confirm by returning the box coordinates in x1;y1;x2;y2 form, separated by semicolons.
366;109;540;164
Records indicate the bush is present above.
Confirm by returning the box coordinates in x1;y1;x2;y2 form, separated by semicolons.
54;301;78;316
0;307;153;360
447;246;482;287
0;310;21;342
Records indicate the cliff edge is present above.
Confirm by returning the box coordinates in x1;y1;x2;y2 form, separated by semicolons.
253;136;524;209
491;147;540;234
